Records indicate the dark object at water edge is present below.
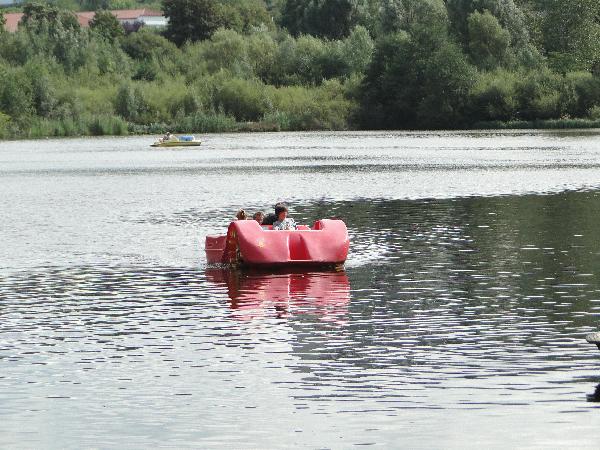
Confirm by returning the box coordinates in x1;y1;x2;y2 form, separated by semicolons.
586;332;600;350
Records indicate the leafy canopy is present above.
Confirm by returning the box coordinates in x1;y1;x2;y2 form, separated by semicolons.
90;10;124;42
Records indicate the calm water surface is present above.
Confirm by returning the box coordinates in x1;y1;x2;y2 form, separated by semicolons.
2;130;600;448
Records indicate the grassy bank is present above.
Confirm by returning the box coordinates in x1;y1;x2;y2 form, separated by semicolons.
3;113;354;140
7;116;600;141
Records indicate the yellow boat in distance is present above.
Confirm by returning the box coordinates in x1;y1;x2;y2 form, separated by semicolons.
151;135;202;147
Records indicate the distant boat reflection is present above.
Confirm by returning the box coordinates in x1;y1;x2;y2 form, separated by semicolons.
206;269;351;322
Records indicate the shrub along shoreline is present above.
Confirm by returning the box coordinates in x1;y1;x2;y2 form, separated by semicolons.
11;116;600;141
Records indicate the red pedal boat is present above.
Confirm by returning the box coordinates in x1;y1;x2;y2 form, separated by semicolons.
205;219;350;267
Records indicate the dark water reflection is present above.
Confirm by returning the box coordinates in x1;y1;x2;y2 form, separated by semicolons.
3;133;600;448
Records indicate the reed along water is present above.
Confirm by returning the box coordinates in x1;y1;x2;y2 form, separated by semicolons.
2;130;600;448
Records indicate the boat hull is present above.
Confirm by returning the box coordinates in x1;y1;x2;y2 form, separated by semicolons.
205;219;349;267
150;141;202;147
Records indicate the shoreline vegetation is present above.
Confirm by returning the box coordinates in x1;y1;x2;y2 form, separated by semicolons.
2;0;600;140
15;117;600;141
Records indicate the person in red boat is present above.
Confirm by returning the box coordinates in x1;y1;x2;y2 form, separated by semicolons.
253;211;265;224
272;204;297;230
262;202;284;226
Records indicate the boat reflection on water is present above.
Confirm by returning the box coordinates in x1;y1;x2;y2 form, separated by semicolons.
206;269;350;323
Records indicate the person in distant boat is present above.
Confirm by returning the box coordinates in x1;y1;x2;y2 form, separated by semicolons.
272;204;297;230
262;202;285;225
253;211;265;224
162;131;173;142
236;209;247;220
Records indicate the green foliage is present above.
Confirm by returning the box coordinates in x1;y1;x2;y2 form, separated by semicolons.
342;26;374;75
379;0;448;35
163;0;224;45
122;29;178;60
81;0;110;11
467;10;510;69
417;41;476;127
360;15;476;129
0;66;34;121
542;0;600;73
447;0;540;67
269;79;354;130
280;0;358;39
178;111;237;132
565;72;600;117
114;83;148;121
447;0;528;46
215;78;269;121
0;112;11;139
11;3;110;74
469;69;518;120
88;114;128;135
90;10;124;42
21;2;81;33
198;28;252;76
588;106;600;120
513;68;562;120
26;62;58;117
24;114;127;138
182;27;373;86
219;0;273;33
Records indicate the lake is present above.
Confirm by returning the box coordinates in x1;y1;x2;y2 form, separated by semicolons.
1;130;600;448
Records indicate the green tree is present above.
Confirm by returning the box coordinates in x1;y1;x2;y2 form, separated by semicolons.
90;10;124;42
542;0;600;73
219;0;273;33
163;0;224;45
417;41;477;127
0;67;34;121
467;10;510;69
280;0;358;39
114;83;147;121
81;0;110;11
25;62;57;118
0;11;6;33
0;112;11;139
469;69;518;120
446;0;538;66
20;2;80;33
340;25;374;75
378;0;448;35
201;28;251;75
359;21;476;129
122;29;178;60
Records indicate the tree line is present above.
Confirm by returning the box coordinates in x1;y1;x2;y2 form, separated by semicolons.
1;0;600;139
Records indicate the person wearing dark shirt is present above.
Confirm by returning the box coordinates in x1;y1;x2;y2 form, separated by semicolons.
262;202;286;225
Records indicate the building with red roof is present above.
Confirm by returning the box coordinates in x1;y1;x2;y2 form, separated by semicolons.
4;12;22;32
2;9;166;32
